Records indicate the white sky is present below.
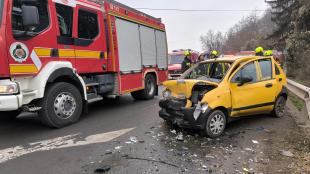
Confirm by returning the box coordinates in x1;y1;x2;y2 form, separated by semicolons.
115;0;269;52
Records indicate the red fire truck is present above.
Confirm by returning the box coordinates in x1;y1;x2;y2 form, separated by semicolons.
0;0;168;127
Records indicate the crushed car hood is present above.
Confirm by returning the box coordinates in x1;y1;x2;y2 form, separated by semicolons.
163;79;218;98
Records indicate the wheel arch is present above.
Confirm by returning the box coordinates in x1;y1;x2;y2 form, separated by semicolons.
46;68;86;100
144;70;158;85
31;62;87;100
277;86;288;100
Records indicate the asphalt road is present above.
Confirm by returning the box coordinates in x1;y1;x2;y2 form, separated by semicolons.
0;90;307;174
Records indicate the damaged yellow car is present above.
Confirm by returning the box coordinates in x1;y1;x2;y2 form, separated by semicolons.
159;56;287;137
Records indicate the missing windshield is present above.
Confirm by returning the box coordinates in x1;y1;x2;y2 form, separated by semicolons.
185;62;232;82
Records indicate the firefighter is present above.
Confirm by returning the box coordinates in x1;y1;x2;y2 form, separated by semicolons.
181;50;192;73
210;50;219;59
264;50;273;56
255;47;264;56
197;53;206;63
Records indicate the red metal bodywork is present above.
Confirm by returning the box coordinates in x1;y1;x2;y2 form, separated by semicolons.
1;0;167;94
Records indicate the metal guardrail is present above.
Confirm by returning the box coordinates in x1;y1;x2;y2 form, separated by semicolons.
287;79;310;119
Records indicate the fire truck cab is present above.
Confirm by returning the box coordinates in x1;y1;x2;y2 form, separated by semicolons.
0;0;168;127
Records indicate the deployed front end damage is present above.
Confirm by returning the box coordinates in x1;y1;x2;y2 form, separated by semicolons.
159;80;216;130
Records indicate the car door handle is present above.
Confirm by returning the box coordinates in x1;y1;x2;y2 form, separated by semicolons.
265;83;273;88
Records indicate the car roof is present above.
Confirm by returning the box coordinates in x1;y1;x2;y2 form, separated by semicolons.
203;56;264;63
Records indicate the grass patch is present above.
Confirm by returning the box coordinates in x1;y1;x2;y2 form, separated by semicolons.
288;92;305;111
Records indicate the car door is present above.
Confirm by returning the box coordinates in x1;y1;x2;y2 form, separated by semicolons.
230;59;276;117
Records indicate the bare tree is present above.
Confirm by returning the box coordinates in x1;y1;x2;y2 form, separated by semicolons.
200;30;225;52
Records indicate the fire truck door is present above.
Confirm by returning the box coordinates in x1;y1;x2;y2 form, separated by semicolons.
55;2;76;67
73;5;107;73
6;0;58;75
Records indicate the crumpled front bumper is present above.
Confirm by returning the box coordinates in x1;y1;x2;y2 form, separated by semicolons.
159;99;211;130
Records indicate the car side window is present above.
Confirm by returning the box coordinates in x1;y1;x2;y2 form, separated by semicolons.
12;0;49;32
78;9;99;40
231;62;257;83
258;59;272;80
275;64;281;75
56;3;73;37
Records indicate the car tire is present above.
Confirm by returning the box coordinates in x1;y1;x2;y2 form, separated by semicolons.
131;75;157;100
272;96;286;118
0;110;22;120
204;110;226;138
38;82;83;128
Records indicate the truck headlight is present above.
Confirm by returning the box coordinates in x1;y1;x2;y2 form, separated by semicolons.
0;83;19;94
162;89;171;99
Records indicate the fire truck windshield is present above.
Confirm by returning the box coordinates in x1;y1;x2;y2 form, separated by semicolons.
0;0;3;26
169;55;184;64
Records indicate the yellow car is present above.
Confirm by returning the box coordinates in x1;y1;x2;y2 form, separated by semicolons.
159;56;287;137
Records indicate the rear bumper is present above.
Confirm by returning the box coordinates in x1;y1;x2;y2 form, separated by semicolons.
0;94;22;111
159;99;211;130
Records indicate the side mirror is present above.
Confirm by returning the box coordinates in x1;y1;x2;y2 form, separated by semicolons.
238;76;253;86
22;5;39;28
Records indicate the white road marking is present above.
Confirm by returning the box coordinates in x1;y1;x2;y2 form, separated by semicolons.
0;127;135;164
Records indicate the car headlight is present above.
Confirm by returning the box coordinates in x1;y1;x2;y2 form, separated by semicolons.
201;104;209;113
0;83;19;94
162;89;171;99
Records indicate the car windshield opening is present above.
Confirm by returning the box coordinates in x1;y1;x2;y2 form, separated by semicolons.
185;62;232;82
169;55;184;64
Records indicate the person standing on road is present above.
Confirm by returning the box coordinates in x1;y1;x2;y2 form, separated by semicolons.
255;47;264;56
197;53;206;63
210;50;219;59
181;50;192;73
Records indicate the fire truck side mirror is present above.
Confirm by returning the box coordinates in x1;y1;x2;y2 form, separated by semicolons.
22;5;40;28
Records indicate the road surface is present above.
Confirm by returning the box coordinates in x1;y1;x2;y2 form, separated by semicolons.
0;90;309;173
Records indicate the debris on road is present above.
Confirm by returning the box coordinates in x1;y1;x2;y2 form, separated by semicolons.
252;140;259;144
114;146;122;150
94;165;111;173
129;136;138;143
123;156;179;168
176;133;184;141
170;129;177;134
280;150;294;157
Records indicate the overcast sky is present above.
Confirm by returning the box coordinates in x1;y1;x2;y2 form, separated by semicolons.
116;0;269;52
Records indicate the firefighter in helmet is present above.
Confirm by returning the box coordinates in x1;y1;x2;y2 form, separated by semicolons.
255;47;264;56
264;50;273;56
210;50;219;59
181;50;192;73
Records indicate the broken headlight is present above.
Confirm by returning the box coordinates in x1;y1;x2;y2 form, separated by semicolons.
162;89;171;99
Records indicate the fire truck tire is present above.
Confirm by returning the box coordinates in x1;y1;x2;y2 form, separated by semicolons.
38;82;83;128
131;75;156;100
0;110;22;120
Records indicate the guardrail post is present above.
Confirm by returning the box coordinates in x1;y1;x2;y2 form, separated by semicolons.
307;90;310;120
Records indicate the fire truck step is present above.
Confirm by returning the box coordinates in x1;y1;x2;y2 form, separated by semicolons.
87;93;103;104
86;83;99;87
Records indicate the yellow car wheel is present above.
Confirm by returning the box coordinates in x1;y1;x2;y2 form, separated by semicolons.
204;110;226;138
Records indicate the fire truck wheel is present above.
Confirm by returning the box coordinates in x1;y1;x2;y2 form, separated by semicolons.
131;75;156;100
39;82;83;128
0;110;22;120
